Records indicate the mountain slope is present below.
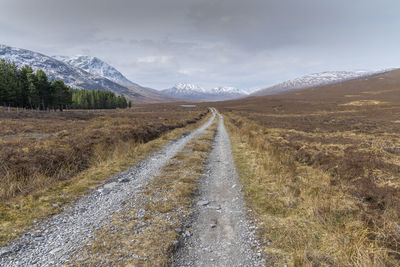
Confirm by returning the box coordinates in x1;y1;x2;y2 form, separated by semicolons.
54;55;178;103
252;70;393;96
53;55;136;87
0;44;140;98
162;83;246;101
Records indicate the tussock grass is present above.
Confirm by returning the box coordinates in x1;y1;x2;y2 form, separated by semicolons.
0;107;210;247
225;113;399;266
68;116;218;266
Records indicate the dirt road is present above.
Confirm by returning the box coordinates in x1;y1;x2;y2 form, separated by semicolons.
173;113;264;266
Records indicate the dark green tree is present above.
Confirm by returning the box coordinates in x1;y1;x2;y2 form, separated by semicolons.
51;80;71;111
35;69;52;109
17;65;33;108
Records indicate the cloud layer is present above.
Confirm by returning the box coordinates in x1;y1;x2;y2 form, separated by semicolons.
1;0;400;90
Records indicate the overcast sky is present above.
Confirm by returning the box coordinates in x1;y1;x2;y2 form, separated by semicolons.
1;0;400;91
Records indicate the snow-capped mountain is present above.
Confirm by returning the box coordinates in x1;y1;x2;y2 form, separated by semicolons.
162;83;207;99
210;86;248;95
165;83;206;94
0;44;141;97
161;83;246;101
53;55;138;88
53;54;176;102
252;70;392;96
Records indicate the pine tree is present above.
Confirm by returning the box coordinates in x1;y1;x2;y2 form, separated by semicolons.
5;62;19;107
18;65;32;107
51;80;71;111
0;60;6;105
35;69;51;110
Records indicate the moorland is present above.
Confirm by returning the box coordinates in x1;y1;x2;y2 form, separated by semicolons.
0;104;208;245
214;69;400;266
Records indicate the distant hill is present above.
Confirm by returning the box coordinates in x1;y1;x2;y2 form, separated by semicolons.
162;83;247;101
216;68;400;113
252;70;394;96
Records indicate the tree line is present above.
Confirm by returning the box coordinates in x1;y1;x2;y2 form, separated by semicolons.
70;89;131;109
0;59;131;110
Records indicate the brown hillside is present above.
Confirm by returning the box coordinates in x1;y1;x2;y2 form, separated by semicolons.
218;68;400;112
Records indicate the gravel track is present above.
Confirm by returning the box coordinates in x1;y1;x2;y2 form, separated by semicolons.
173;113;265;267
0;109;216;267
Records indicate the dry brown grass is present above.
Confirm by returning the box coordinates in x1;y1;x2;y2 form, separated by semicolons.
225;113;399;266
341;100;388;106
67;116;218;266
0;105;209;247
0;105;207;202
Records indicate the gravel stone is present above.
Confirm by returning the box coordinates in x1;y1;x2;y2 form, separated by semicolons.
103;182;118;189
118;177;130;183
97;188;111;195
197;201;210;206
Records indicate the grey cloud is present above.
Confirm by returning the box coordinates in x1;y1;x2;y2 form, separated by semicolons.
186;0;400;50
1;0;400;90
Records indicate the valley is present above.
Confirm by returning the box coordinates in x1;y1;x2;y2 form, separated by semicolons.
1;46;400;265
2;1;400;266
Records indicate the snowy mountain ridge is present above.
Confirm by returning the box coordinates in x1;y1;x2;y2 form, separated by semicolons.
210;86;249;95
52;54;177;102
161;83;247;101
172;83;208;93
252;70;393;96
53;55;138;87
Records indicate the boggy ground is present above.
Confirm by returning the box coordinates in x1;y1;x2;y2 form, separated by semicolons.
214;70;400;266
